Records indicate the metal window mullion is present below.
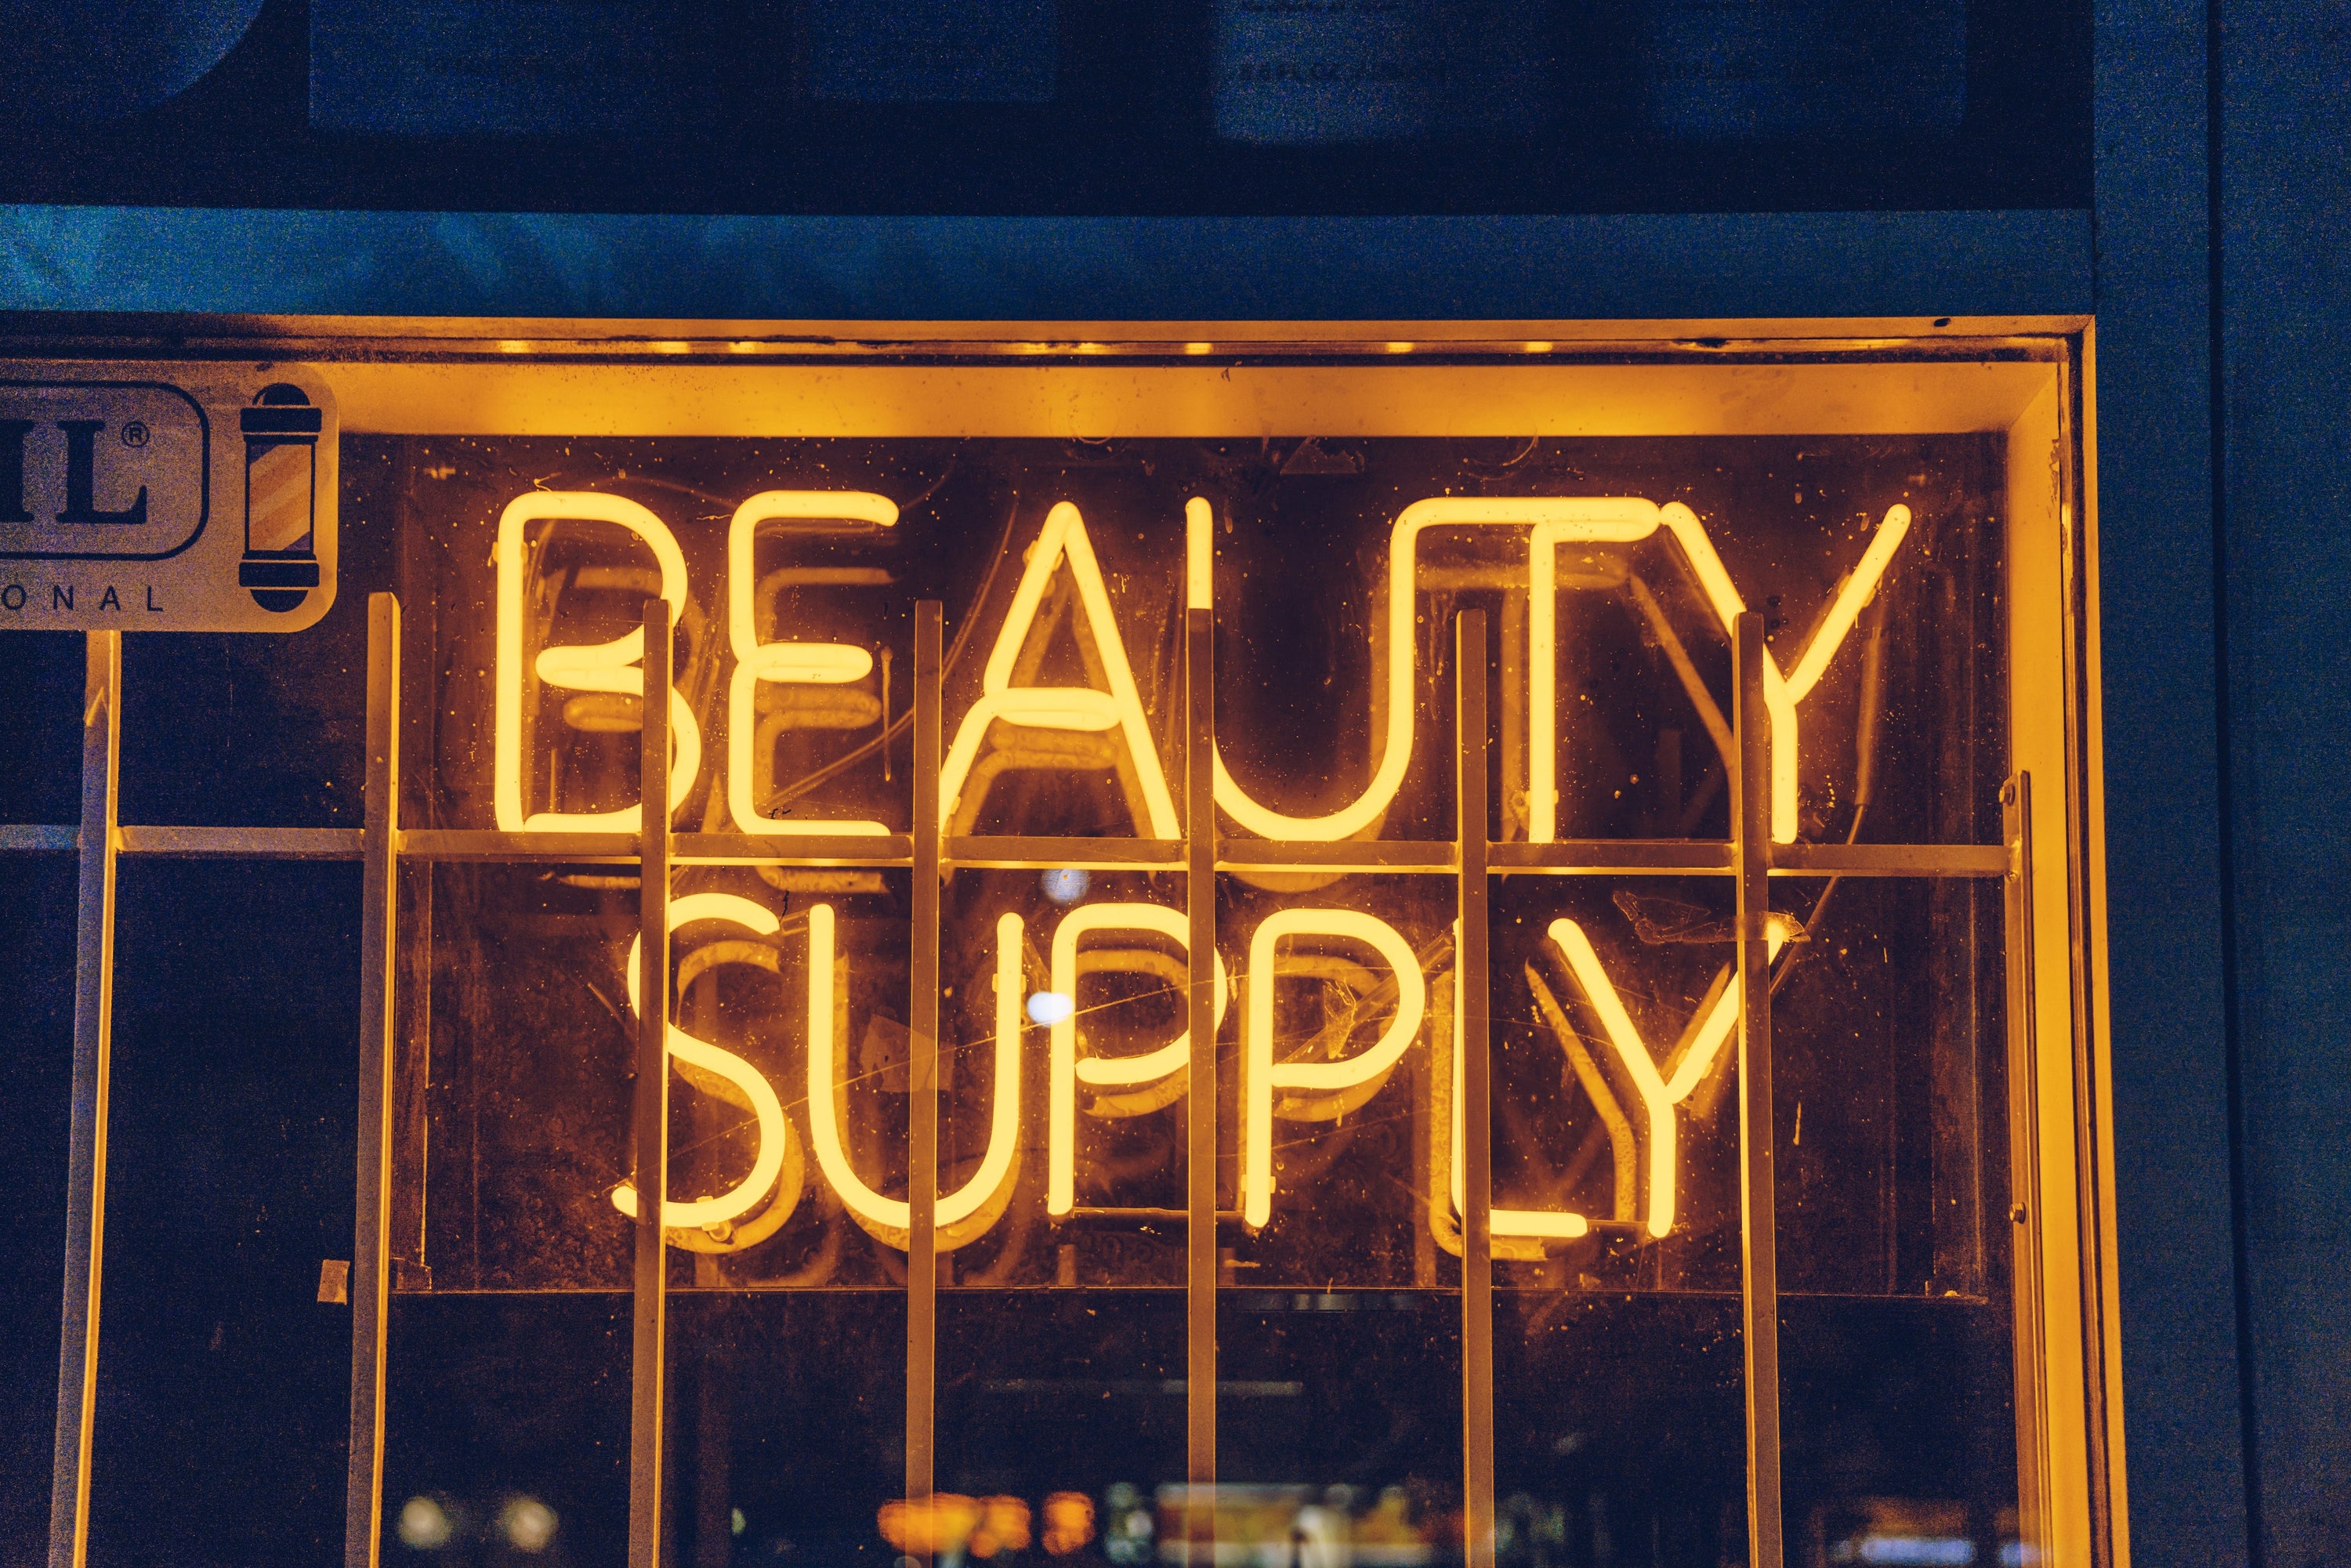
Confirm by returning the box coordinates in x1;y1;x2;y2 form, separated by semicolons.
629;599;673;1568
1454;611;1495;1568
907;603;943;1558
346;594;401;1568
1185;604;1217;1562
48;629;119;1568
1733;613;1784;1568
2001;773;2054;1564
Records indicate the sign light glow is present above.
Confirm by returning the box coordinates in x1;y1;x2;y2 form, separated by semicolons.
477;472;1928;1255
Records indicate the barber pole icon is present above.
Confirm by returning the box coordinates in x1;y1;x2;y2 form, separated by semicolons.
237;384;323;611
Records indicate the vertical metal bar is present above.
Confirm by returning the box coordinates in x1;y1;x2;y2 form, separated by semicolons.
1732;612;1784;1568
1185;603;1217;1564
1455;610;1495;1568
1498;593;1526;844
48;631;119;1568
2001;773;2053;1566
629;599;673;1568
346;595;401;1568
2053;352;2117;1568
907;603;943;1558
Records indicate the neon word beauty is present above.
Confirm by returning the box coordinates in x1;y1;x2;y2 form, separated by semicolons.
491;488;1910;847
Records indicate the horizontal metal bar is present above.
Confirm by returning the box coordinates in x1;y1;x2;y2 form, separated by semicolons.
400;829;917;865
1491;839;1734;873
0;823;2011;877
1772;842;2009;876
676;831;915;866
1220;840;1455;872
118;826;367;860
394;829;636;862
946;836;1183;871
1493;839;2012;877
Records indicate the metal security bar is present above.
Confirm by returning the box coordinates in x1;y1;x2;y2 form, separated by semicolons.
46;631;118;1568
9;598;2034;1568
0;822;2007;876
1183;603;1218;1560
907;603;945;1567
1732;614;1785;1568
629;599;675;1568
347;594;400;1568
1456;611;1496;1568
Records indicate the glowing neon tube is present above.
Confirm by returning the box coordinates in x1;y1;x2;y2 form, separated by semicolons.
1045;902;1231;1218
1544;915;1791;1237
1657;502;1911;843
940;502;1182;838
493;490;702;832
806;907;1025;1245
726;491;897;837
1241;909;1425;1228
1445;934;1591;1242
1196;496;1656;842
613;893;792;1229
1188;494;1907;847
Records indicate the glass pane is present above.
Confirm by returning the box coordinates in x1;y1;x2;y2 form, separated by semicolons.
668;1292;906;1566
382;1294;630;1563
1218;1291;1464;1568
367;417;2020;1566
936;1293;1185;1565
87;861;358;1568
1482;869;2020;1559
1495;1293;1746;1566
0;856;78;1556
1774;877;2020;1562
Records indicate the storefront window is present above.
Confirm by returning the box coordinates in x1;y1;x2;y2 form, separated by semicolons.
15;326;2104;1568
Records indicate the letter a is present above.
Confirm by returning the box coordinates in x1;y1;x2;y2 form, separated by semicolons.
939;502;1180;838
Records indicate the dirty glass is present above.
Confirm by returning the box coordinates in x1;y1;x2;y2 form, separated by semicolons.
367;427;2016;1564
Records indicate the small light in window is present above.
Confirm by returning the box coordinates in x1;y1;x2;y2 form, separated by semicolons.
500;1497;556;1553
1043;1492;1095;1555
397;1497;451;1550
1041;867;1090;904
1027;990;1075;1027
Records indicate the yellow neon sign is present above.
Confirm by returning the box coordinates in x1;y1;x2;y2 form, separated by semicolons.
939;502;1182;838
470;479;1922;1256
726;490;897;836
806;905;1026;1250
494;485;1898;847
1544;914;1791;1237
1444;931;1591;1244
493;491;702;832
1241;909;1425;1229
1190;493;1907;845
1654;502;1909;843
1045;902;1231;1218
614;893;794;1230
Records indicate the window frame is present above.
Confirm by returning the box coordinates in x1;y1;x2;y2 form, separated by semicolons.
13;317;2112;1568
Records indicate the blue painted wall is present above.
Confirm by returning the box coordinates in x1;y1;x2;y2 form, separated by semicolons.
2218;2;2351;1564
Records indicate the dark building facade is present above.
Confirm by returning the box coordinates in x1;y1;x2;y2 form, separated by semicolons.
0;4;2340;1568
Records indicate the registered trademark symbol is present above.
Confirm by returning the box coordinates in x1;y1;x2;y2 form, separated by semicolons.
120;421;149;449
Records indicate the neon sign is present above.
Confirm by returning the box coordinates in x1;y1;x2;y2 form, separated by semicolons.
474;474;1914;1257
